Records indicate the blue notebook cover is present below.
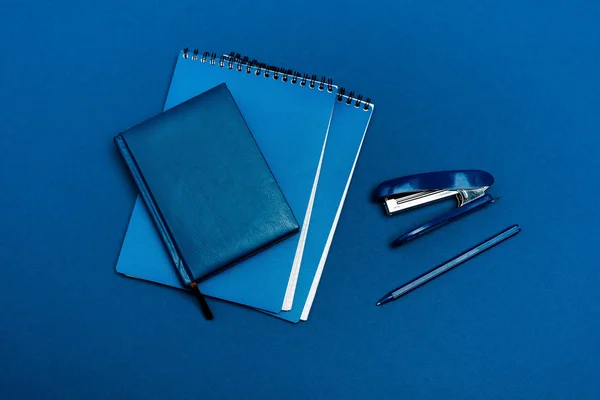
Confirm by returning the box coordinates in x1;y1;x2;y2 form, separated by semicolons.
114;83;299;283
269;91;374;322
116;50;336;312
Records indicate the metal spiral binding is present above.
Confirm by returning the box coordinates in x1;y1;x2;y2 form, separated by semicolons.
181;48;371;110
335;88;371;111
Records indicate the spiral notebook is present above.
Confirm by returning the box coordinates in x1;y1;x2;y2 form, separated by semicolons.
220;52;377;322
217;53;375;321
116;49;336;313
271;89;374;322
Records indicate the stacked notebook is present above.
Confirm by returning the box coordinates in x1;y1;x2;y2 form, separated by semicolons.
115;49;374;322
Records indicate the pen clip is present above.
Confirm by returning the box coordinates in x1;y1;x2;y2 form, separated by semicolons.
392;194;496;247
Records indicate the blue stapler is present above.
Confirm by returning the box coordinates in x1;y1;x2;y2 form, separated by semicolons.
374;170;497;247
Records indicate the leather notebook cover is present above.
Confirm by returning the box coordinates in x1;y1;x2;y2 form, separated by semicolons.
114;83;299;285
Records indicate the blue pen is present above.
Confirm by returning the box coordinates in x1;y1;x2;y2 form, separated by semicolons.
377;225;521;306
392;194;498;247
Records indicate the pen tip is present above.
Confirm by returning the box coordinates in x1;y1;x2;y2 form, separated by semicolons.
376;301;381;306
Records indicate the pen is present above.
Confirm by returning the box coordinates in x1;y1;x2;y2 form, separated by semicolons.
391;195;497;247
377;224;521;306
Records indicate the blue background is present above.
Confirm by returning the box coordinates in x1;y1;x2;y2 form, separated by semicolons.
1;0;599;398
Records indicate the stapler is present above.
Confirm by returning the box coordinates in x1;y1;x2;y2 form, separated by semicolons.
374;170;497;247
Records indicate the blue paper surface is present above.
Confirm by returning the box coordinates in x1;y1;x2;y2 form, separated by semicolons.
3;0;600;399
116;52;335;312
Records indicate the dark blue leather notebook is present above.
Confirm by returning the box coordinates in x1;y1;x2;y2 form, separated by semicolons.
114;83;299;318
